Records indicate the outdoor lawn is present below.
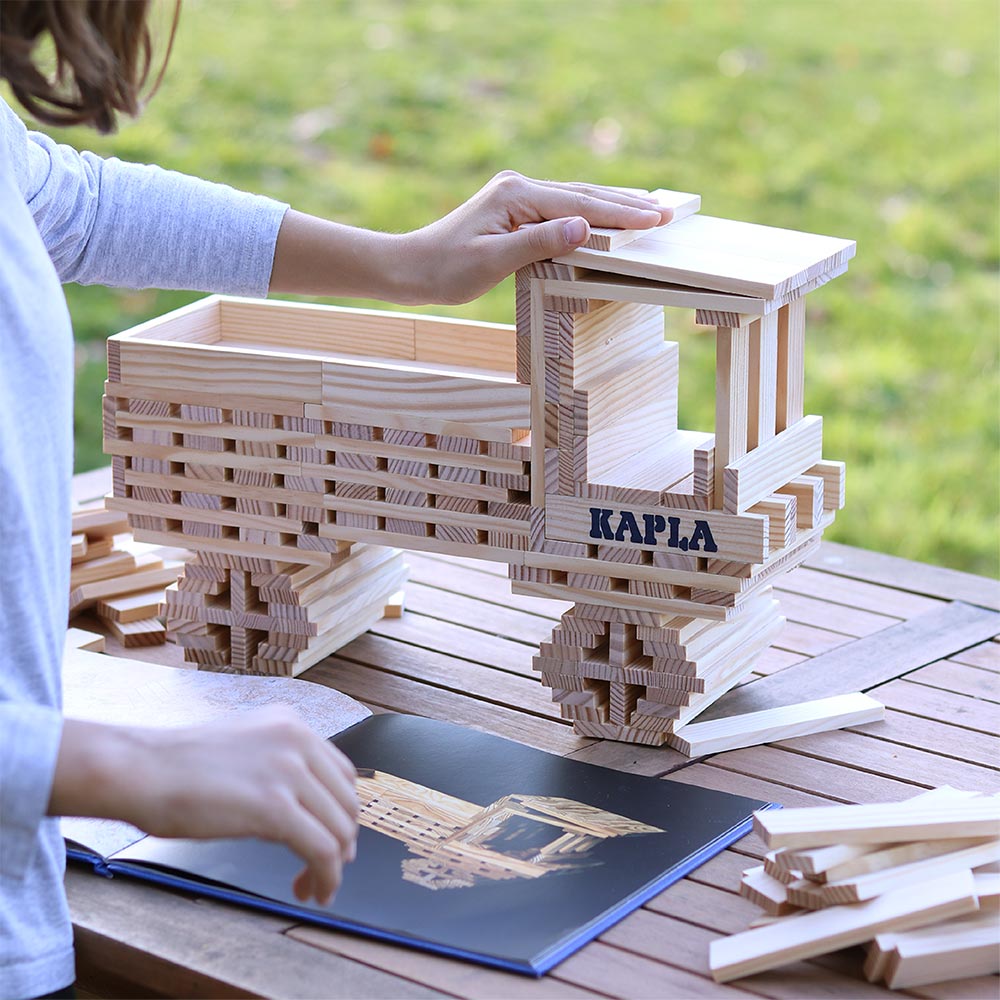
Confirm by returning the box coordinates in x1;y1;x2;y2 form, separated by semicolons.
10;0;997;577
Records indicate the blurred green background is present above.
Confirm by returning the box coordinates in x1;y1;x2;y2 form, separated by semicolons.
8;0;999;576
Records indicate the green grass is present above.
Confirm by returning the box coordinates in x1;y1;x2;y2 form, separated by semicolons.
10;0;999;576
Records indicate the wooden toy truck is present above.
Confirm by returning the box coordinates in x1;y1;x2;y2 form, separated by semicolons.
103;196;854;746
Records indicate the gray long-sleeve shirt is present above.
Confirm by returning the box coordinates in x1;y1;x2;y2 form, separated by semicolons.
0;94;287;998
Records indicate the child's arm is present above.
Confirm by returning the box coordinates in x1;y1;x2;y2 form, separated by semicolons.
269;171;669;304
50;708;358;905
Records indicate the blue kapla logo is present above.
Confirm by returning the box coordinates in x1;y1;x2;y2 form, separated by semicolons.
588;507;718;553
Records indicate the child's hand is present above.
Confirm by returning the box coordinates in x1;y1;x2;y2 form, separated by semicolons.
401;171;671;304
52;708;359;905
270;172;671;306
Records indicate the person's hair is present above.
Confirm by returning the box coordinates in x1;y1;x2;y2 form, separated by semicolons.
0;0;179;133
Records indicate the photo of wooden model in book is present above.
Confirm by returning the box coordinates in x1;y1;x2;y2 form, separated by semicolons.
62;652;771;975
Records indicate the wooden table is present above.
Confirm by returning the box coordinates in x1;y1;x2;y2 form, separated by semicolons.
66;515;1000;998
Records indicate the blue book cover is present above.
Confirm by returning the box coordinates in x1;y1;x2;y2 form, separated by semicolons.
68;713;774;976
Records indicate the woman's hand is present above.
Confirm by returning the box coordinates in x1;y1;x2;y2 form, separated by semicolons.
51;707;358;905
269;171;671;305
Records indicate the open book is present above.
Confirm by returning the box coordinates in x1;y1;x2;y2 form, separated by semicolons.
63;645;772;975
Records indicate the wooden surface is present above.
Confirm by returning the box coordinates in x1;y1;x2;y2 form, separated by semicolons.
67;469;1000;998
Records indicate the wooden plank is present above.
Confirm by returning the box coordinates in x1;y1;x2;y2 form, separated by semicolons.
119;338;324;403
320;359;530;429
746;314;778;450
544;493;769;564
584;188;701;251
714;324;751;501
699;602;1000;720
806;541;1000;611
412;315;516;374
556;214;856;299
709;871;979;983
775;300;805;432
810;838;1000;904
722;417;824;514
754;799;1000;850
670;693;884;757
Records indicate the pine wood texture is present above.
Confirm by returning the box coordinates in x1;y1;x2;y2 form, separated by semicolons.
584;188;701;251
669;692;885;756
556;214;856;298
714;787;1000;986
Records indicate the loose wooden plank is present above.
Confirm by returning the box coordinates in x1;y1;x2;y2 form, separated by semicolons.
806;541;1000;611
699;602;1000;720
670;693;884;757
754;799;1000;849
709;871;979;983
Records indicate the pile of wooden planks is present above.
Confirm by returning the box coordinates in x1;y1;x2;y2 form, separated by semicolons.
70;503;185;646
710;787;1000;988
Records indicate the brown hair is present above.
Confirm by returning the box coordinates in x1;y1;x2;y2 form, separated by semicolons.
0;0;179;133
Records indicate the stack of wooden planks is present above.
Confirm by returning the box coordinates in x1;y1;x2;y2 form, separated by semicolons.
70;503;185;646
710;786;1000;988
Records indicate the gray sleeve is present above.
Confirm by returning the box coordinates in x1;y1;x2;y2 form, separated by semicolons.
0;703;63;877
20;125;288;296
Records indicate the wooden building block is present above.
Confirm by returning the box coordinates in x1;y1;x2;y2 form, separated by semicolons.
754;797;1000;850
95;588;166;623
583;188;701;251
668;692;884;757
714;323;751;501
105;616;167;648
776;299;806;432
746;313;778;450
722;416;824;514
739;865;801;916
777;474;825;529
709;870;978;983
806;837;1000;905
